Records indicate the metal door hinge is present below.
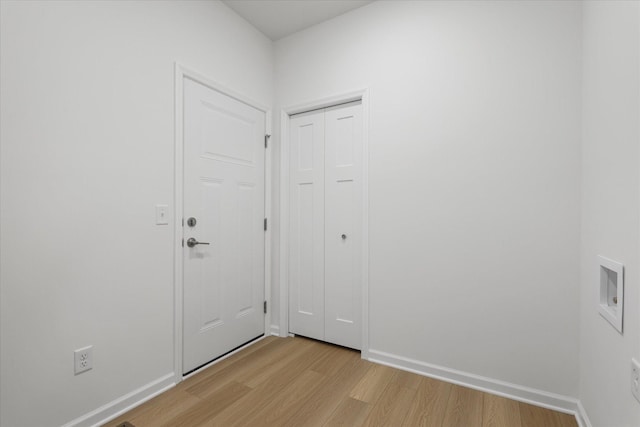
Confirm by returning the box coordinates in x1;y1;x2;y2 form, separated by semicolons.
265;134;271;148
264;218;267;231
263;300;267;314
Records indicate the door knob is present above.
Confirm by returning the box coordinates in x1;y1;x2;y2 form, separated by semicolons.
341;234;347;240
186;237;210;248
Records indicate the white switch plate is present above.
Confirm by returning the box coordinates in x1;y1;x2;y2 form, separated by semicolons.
632;358;640;403
155;204;169;225
74;346;93;375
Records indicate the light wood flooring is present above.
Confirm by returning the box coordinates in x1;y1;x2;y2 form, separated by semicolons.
105;336;578;427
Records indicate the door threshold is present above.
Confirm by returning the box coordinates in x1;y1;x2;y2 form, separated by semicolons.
289;333;361;353
182;334;265;378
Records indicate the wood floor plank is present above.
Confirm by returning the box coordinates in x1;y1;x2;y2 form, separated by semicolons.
104;400;153;427
555;411;580;427
349;363;396;404
104;388;201;427
131;390;202;427
390;368;422;390
177;336;278;392
160;381;251;427
206;369;325;427
401;376;453;427
441;384;484;427
104;337;580;427
237;369;327;426
241;336;322;388
241;337;332;392
202;341;334;426
323;397;371;427
308;343;359;377
482;393;521;427
184;336;300;398
360;382;415;427
282;355;372;427
519;402;578;427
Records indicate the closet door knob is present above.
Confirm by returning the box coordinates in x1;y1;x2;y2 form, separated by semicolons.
341;234;347;240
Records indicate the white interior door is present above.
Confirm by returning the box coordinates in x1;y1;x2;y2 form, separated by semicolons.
288;110;325;341
183;77;265;374
288;101;362;350
324;102;363;349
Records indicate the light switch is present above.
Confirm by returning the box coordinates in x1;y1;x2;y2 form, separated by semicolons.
156;205;169;225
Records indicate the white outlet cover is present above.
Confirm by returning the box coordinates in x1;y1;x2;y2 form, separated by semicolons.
74;346;93;375
632;358;640;404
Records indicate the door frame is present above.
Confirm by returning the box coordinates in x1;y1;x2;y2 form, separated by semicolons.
279;89;370;359
173;63;273;383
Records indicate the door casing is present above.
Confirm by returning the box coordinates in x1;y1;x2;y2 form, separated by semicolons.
174;63;273;383
279;89;370;359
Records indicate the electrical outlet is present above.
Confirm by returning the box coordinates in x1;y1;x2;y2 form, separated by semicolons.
632;358;640;403
74;346;93;375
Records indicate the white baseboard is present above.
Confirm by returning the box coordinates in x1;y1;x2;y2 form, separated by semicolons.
367;349;584;425
61;373;175;427
67;334;276;427
270;324;281;336
63;346;593;427
575;400;594;427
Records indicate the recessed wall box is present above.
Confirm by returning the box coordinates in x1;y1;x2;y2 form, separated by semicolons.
597;255;624;333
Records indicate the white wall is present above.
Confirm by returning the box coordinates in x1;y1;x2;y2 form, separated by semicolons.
4;1;638;425
580;2;640;426
274;0;582;397
0;1;272;426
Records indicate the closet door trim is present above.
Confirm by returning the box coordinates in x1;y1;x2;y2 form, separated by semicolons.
279;89;370;358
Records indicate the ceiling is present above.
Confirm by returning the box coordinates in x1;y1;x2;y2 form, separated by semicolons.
223;0;374;41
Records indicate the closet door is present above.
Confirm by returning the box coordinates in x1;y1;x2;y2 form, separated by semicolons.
324;102;363;349
289;110;325;341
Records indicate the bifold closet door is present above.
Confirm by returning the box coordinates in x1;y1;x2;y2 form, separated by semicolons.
289;110;325;341
288;101;362;350
324;102;362;349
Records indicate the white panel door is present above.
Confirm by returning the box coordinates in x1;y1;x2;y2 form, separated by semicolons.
288;101;363;350
183;78;265;374
324;102;363;349
289;110;325;341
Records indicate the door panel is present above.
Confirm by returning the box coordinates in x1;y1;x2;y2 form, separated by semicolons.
324;102;363;349
183;78;265;374
288;101;363;350
289;111;325;340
